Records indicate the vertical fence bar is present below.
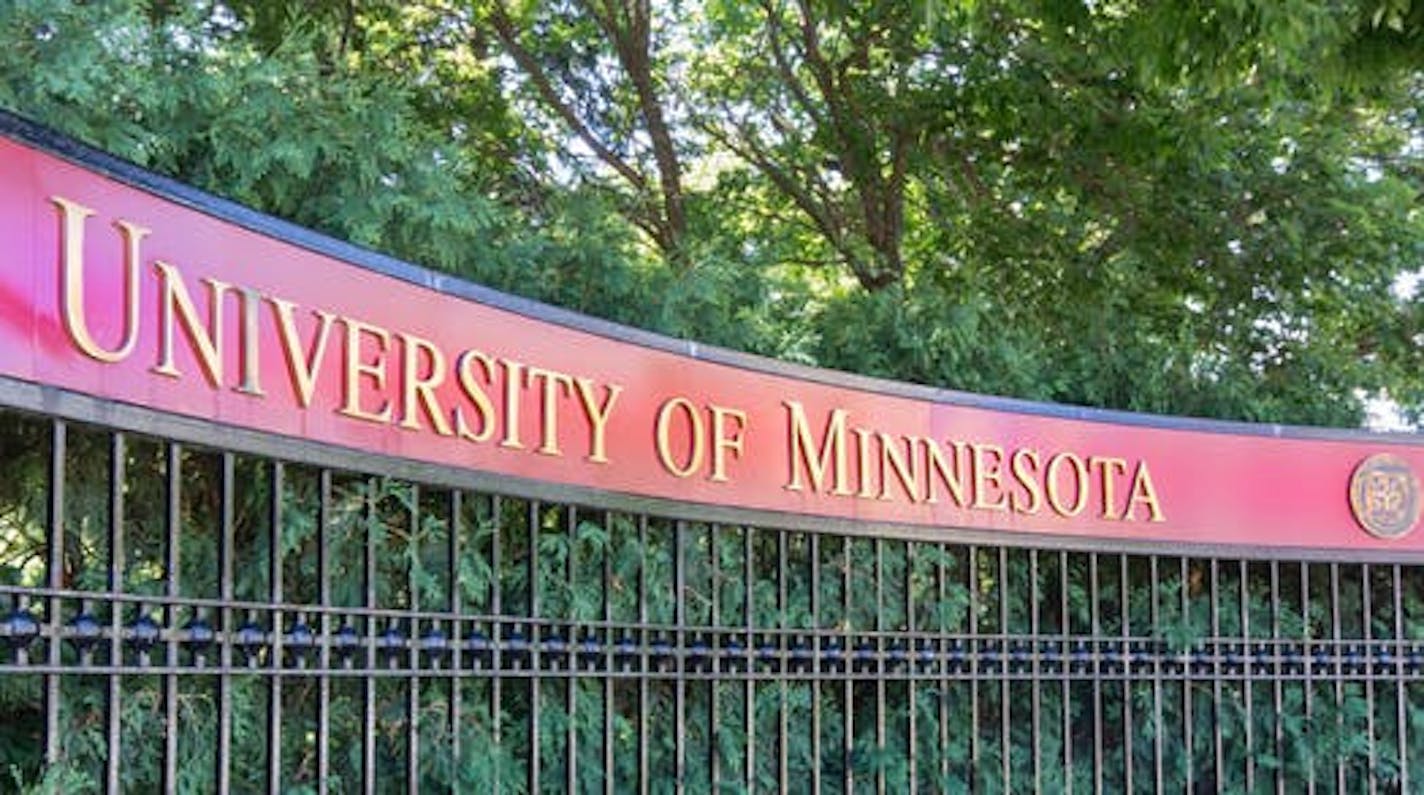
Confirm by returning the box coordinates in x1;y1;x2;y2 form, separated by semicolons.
1151;555;1163;795
449;490;463;785
711;524;723;793
268;462;286;794
1031;549;1042;795
603;511;615;795
1001;547;1012;794
1395;564;1408;794
906;542;917;795
1331;562;1344;792
1089;552;1102;795
162;443;180;795
1240;559;1254;794
1363;563;1377;793
568;506;580;794
1301;561;1314;795
217;452;235;794
1120;554;1131;795
1062;550;1072;795
106;432;125;795
1181;556;1192;795
43;420;64;768
1270;560;1283;795
408;485;422;795
491;495;504;794
640;515;651;795
317;470;332;795
809;531;820;795
492;495;504;792
1145;555;1161;794
1210;558;1222;793
874;536;886;795
528;501;541;795
746;526;757;795
968;544;980;793
675;520;687;793
778;528;789;795
939;543;951;792
842;535;853;795
363;477;377;795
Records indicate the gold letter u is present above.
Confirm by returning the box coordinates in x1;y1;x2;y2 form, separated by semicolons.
52;196;146;363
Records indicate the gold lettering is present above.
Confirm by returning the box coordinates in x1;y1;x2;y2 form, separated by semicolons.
453;349;497;443
526;367;574;456
235;287;265;396
878;433;920;502
1125;462;1166;522
338;317;393;423
709;404;747;482
853;427;877;498
1009;448;1043;514
1089;456;1129;520
1046;452;1089;517
972;443;1008;511
152;262;229;387
500;359;525;449
398;333;452;436
574;378;621;464
783;401;851;495
270;299;335;408
53;197;145;363
655;397;703;478
923;439;970;507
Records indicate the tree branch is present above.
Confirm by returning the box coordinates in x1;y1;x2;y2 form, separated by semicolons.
619;0;688;254
759;0;824;126
530;0;686;257
488;1;648;193
707;116;898;288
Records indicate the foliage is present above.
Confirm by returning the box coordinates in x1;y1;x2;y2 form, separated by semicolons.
1;411;1423;791
1;0;1422;426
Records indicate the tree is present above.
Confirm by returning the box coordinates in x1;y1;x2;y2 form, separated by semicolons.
1;0;1420;429
477;0;693;262
695;0;945;290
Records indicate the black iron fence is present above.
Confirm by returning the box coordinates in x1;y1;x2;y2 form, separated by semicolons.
1;394;1422;793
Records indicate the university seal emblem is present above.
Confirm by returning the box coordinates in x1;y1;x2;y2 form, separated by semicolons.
1349;454;1421;539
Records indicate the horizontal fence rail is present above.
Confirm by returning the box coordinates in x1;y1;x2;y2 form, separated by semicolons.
1;406;1422;793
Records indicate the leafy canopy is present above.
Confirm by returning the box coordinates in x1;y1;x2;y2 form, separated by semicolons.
1;0;1421;427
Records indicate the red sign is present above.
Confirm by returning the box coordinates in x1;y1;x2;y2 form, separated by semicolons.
3;133;1422;555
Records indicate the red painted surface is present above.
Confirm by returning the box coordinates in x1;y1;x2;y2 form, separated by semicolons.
3;136;1421;552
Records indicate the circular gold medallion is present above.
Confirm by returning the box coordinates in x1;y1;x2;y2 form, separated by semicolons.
1349;454;1421;539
